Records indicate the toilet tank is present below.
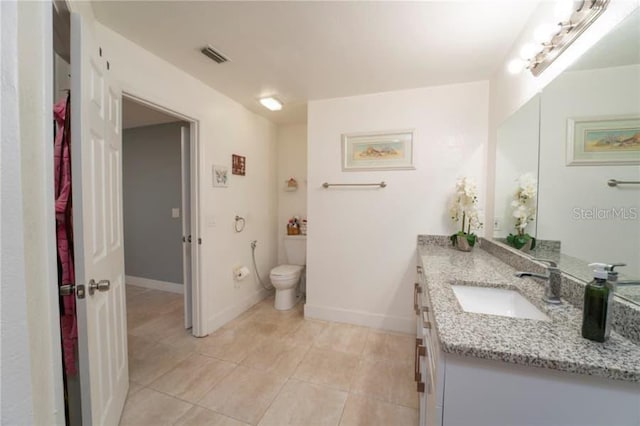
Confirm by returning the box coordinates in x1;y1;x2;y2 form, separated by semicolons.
284;235;307;265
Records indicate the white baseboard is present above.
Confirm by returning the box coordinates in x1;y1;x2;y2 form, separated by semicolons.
126;275;183;294
206;288;271;334
304;304;413;334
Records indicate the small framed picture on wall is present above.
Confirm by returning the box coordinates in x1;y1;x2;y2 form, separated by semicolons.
212;165;228;187
232;154;246;175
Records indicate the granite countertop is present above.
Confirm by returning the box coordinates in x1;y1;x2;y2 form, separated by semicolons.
418;244;640;383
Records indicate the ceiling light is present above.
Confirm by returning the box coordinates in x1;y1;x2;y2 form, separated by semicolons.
519;43;538;60
533;24;556;43
554;0;575;23
507;59;525;74
509;0;609;77
259;97;283;111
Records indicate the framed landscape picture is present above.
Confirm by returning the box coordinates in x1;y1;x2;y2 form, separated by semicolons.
567;116;640;165
342;130;415;171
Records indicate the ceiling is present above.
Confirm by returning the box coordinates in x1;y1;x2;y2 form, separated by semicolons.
92;1;539;125
122;97;184;129
570;8;640;72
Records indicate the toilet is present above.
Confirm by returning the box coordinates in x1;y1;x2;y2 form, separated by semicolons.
270;235;306;310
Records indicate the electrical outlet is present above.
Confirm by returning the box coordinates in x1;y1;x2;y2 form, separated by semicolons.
171;208;180;219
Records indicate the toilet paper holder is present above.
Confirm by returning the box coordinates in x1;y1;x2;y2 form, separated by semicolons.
234;266;251;281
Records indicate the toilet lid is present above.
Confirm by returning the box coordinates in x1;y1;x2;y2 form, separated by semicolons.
271;264;303;277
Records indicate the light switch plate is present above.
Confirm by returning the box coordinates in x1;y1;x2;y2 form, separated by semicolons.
172;208;180;219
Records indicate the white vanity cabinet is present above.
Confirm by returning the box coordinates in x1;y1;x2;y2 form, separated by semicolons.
414;267;445;426
414;266;640;426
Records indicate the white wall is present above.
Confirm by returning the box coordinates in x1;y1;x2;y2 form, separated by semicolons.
306;81;489;333
1;2;36;424
2;1;68;424
538;64;640;277
123;123;185;285
276;124;307;264
486;1;639;235
93;22;279;334
494;95;540;238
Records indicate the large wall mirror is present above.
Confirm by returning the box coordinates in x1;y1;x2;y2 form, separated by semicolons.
495;8;640;306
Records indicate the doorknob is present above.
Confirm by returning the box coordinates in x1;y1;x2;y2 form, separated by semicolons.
88;279;110;295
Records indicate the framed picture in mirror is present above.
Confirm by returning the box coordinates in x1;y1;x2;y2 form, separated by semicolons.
567;116;640;165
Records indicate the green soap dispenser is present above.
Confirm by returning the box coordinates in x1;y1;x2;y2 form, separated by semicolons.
581;263;614;342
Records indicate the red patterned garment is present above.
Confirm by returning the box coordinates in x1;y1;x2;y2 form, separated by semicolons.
54;94;77;375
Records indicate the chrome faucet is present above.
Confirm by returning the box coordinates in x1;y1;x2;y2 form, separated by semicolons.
515;259;562;305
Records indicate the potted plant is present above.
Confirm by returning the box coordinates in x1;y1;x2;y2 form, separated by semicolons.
449;177;482;252
507;173;537;251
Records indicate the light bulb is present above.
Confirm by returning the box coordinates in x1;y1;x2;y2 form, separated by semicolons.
507;59;525;74
519;43;538;61
259;97;283;111
534;24;556;43
554;0;575;23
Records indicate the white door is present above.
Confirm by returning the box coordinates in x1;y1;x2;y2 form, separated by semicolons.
71;13;128;426
181;126;192;328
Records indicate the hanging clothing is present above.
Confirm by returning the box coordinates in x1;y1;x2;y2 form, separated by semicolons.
54;94;77;376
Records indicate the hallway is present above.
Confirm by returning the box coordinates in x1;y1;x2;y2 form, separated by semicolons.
122;285;418;425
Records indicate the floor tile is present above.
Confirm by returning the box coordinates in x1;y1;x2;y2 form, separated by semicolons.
119;387;192;426
129;309;185;341
123;287;418;426
159;328;208;352
292;347;359;391
129;340;192;386
283;319;328;346
128;334;156;360
127;381;144;397
240;338;309;377
125;284;150;298
258;379;347;426
198;365;287;425
234;310;304;340
339;394;418;426
313;322;368;355
174;406;250;426
350;357;418;408
197;327;266;363
149;353;236;403
363;330;414;362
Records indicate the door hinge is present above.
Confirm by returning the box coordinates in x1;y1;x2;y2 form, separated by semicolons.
198;238;202;245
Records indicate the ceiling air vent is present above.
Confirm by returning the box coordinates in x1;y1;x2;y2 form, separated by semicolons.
201;45;229;64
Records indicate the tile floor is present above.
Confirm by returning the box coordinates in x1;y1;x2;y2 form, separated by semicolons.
122;285;418;426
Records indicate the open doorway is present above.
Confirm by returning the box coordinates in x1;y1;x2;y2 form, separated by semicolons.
121;95;205;396
121;96;195;349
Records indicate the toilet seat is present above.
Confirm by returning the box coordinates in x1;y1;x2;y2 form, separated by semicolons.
270;264;303;278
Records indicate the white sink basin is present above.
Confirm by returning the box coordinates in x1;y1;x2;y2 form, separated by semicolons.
451;285;550;321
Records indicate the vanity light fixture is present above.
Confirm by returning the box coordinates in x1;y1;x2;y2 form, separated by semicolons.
507;0;610;76
259;97;283;111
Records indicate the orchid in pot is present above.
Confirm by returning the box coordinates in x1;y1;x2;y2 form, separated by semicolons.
506;173;537;251
449;177;482;252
